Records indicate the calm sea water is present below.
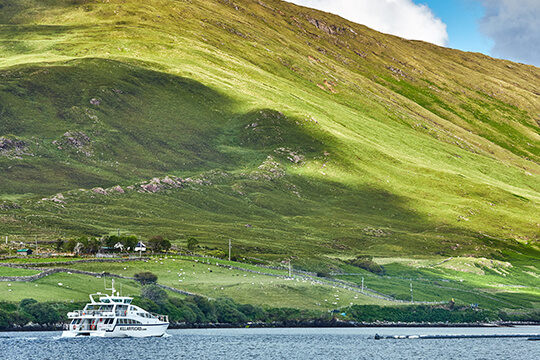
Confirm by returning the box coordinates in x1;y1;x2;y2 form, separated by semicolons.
1;327;538;360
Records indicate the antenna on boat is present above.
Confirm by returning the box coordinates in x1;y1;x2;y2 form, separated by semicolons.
105;278;116;296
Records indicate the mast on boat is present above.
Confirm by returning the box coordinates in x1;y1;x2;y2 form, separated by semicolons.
105;278;117;296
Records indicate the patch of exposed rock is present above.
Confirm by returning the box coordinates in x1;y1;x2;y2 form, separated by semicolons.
53;131;93;156
0;201;21;210
0;137;31;158
41;193;66;205
274;147;305;164
303;14;348;36
250;155;286;180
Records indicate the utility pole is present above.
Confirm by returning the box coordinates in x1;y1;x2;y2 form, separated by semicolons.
117;229;120;237
362;276;364;293
410;279;413;303
35;235;38;254
228;239;231;261
288;259;292;278
5;236;7;245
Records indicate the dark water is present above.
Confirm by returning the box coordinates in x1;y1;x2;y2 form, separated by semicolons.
1;327;538;360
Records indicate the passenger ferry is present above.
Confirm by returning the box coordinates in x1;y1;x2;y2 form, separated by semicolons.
62;279;169;337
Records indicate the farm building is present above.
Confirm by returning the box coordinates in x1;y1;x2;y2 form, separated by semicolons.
17;248;33;255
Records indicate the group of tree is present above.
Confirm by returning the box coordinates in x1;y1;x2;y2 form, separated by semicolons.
0;299;61;329
147;235;171;253
346;304;499;323
2;295;537;330
55;234;170;255
136;284;270;324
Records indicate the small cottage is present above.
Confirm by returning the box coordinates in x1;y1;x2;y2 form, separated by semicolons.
17;248;33;256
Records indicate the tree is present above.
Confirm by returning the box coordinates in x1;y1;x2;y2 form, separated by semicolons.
148;235;171;253
187;237;199;251
20;298;38;309
103;235;119;248
141;284;168;305
214;298;247;324
121;235;138;251
161;239;171;253
63;238;77;253
55;239;64;252
134;272;158;285
22;303;60;325
148;235;163;252
0;309;10;330
86;238;101;254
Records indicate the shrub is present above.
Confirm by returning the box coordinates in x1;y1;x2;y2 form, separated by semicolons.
0;309;10;330
187;237;199;251
19;298;38;309
214;298;247;323
349;255;385;275
134;272;158;285
22;303;60;325
141;284;168;304
206;250;226;258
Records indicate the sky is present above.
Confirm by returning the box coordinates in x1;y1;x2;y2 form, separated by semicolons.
288;0;540;67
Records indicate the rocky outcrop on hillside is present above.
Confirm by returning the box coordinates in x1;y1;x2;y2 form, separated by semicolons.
53;131;94;156
0;137;30;158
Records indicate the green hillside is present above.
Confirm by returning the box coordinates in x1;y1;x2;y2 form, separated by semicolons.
0;0;539;311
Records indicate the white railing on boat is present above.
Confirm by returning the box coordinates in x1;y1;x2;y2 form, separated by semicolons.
67;310;168;322
153;314;169;322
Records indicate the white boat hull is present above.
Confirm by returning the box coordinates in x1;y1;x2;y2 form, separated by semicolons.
62;323;169;338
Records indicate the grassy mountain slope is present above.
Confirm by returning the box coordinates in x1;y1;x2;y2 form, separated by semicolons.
0;0;539;308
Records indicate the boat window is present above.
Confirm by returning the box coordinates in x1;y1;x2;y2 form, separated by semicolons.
124;299;132;304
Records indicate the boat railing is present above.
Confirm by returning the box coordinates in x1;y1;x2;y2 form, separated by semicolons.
68;309;168;323
150;313;169;323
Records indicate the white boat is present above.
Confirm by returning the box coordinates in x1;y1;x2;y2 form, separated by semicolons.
61;279;169;338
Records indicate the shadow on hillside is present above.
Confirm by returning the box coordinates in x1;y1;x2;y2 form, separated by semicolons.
0;58;484;259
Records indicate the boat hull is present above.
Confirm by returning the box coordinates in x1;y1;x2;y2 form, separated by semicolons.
62;323;169;338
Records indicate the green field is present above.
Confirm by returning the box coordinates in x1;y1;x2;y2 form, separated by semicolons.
0;0;538;312
1;255;538;316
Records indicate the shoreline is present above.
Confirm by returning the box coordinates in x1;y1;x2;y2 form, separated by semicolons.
2;320;539;332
